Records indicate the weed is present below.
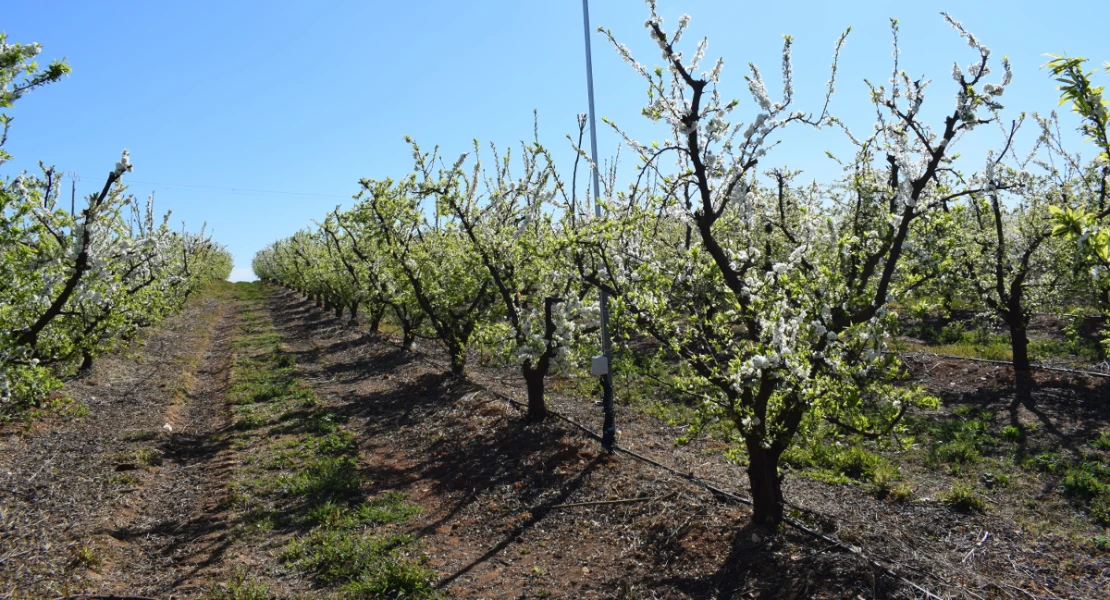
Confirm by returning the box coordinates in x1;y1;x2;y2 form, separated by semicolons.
304;493;422;529
1031;452;1066;475
1061;463;1107;499
920;408;994;469
934;439;981;465
70;544;102;569
59;402;90;418
240;508;276;535
870;465;914;502
1092;498;1110;527
1089;431;1110;451
204;567;270;600
106;473;140;486
783;438;890;484
979;471;1011;489
1001;425;1023;442
259;452;294;471
131;445;163;467
233;411;268;430
940;484;987;513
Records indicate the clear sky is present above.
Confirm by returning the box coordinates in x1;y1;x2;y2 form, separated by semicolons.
3;1;1106;281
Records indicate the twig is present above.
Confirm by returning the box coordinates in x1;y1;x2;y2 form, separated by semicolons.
551;491;676;509
28;454;55;482
995;583;1042;600
962;530;990;564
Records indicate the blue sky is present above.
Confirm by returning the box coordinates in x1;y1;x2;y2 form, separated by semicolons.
3;1;1106;281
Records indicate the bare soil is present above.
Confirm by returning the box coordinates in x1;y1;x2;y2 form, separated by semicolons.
261;286;1110;599
0;289;239;598
2;283;1106;599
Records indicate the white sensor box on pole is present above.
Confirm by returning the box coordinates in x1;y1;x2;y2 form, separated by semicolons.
591;355;609;376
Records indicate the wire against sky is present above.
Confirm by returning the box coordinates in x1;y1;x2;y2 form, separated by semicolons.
121;179;353;199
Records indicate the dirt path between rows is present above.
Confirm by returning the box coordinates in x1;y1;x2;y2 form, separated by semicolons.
0;288;240;598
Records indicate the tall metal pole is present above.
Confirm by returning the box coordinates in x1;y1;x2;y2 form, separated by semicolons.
68;172;78;215
582;0;616;452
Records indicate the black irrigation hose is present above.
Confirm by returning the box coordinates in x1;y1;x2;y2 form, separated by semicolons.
471;381;945;600
898;350;1110;379
61;596;158;600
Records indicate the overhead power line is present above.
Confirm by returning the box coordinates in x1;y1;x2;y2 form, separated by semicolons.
121;179;353;200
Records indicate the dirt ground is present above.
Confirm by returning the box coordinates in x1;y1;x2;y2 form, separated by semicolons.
0;288;239;598
2;283;1107;599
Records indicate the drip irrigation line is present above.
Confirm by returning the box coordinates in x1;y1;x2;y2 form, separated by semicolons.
898;350;1110;378
417;350;943;599
277;290;946;600
61;596;157;600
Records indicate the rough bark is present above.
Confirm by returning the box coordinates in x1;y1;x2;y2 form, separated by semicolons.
745;441;785;525
449;345;466;376
1007;317;1035;409
368;307;384;333
523;362;548;423
79;352;94;373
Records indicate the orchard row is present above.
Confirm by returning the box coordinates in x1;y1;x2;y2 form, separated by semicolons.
276;6;1098;524
0;35;233;418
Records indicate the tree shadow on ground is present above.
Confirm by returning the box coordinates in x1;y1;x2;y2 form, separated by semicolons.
937;369;1110;456
256;287;935;598
649;523;906;599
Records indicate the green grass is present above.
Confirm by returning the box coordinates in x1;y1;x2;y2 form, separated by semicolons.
219;283;437;597
304;492;424;529
283;456;362;505
913;407;995;471
282;529;438;599
783;437;897;491
940;484;987;513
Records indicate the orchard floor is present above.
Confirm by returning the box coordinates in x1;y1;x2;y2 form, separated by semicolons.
1;282;1106;599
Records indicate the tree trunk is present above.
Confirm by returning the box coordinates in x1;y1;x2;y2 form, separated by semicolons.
401;328;416;351
522;361;548;422
1007;316;1035;409
315;295;323;308
347;302;360;326
79;352;94;373
449;345;466;377
520;296;559;423
369;307;384;333
334;303;344;319
746;440;785;525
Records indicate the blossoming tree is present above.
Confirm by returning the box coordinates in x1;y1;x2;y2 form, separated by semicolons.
585;5;1013;524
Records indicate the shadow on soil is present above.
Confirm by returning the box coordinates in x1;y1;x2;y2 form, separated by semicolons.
937;369;1110;455
263;287;911;599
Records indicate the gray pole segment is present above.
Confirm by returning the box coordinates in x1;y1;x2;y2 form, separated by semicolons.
581;0;616;452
